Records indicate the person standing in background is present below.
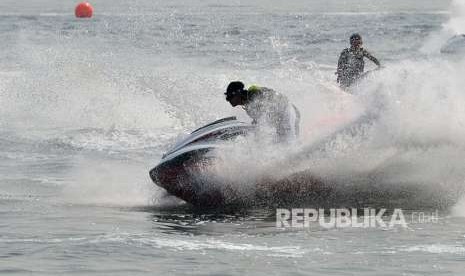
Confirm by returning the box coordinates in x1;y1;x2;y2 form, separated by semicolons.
337;33;381;89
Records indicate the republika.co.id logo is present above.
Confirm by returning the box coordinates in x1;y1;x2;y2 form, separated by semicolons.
276;208;439;229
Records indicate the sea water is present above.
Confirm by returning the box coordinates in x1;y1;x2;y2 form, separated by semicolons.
1;0;465;275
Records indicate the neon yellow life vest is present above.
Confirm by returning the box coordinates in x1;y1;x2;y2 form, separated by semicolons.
248;85;261;94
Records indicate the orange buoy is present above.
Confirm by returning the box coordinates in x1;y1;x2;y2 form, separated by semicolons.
75;2;93;18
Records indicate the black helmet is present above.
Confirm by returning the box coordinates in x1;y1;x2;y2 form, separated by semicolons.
226;81;244;95
225;81;246;102
350;33;362;44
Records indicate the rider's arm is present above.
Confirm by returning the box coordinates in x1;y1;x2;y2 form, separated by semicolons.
364;49;381;67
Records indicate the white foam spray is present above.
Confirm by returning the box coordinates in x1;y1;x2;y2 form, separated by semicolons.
444;0;465;34
422;0;465;54
200;46;465;209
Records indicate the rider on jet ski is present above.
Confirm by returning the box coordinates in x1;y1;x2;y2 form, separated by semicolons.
337;33;381;89
224;81;300;143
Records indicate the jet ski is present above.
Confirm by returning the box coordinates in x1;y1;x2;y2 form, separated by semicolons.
441;34;465;54
149;116;335;209
149;117;256;207
149;115;464;210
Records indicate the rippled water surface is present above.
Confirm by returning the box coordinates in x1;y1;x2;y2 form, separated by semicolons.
2;0;465;275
